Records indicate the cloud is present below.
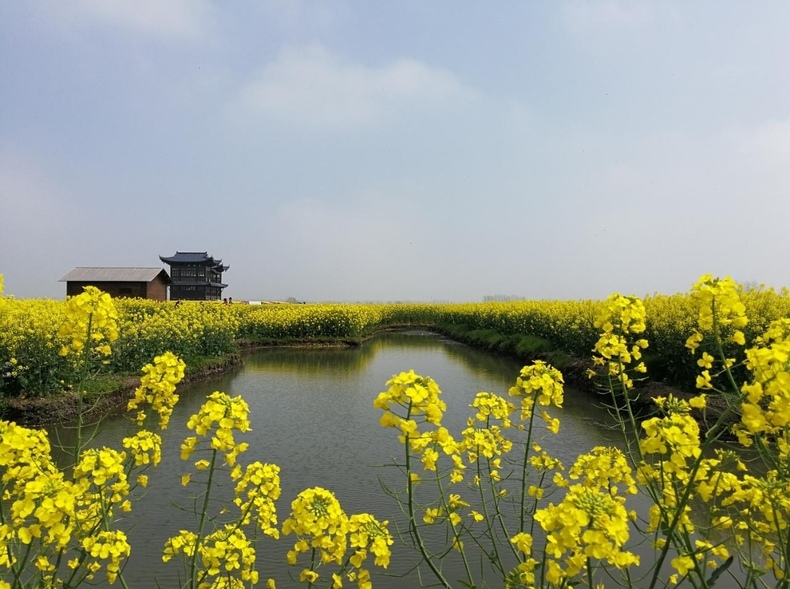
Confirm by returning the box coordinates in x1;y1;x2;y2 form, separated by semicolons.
259;0;339;32
0;150;73;233
269;196;428;266
231;45;477;128
562;0;652;31
0;149;81;298
60;0;215;41
740;118;790;165
234;195;443;301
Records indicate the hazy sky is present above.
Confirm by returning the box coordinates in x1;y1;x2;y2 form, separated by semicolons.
2;2;789;302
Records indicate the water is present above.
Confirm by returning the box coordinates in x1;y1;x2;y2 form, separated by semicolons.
51;331;673;588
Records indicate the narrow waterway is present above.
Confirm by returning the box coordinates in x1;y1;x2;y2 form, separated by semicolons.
58;331;644;588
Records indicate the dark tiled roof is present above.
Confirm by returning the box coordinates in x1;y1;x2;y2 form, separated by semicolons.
60;268;172;284
161;250;228;263
171;281;227;288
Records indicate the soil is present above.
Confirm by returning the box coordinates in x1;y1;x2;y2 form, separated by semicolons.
1;357;242;428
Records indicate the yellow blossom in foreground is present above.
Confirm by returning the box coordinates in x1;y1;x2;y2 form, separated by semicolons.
186;391;251;465
508;361;564;420
127;351;186;429
535;484;639;585
282;487;349;566
373;370;446;427
58;286;119;358
590;293;648;389
82;530;131;584
232;461;282;538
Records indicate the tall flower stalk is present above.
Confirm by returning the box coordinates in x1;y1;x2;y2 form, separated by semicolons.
57;286;119;464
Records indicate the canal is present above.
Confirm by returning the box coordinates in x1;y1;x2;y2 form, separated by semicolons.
65;330;638;588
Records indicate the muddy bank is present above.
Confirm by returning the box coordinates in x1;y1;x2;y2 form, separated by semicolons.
1;355;243;428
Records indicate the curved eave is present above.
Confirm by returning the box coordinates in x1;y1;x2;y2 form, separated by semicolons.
171;281;227;288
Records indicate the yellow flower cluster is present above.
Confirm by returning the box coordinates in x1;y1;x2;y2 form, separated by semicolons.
3;427;75;548
564;446;637;496
163;526;259;587
528;442;564;474
423;493;469;527
283;487;349;565
511;447;639;585
373;371;464;483
58;286;119;358
72;447;132;518
507;532;538;587
684;274;749;390
690;274;749;334
639;396;702;474
471;391;514;426
122;429;162;468
590;293;648;388
282;487;392;588
374;369;446;430
127;350;186;428
348;513;394;570
0;418;142;585
81;530;131;584
461;392;514;476
736;318;790;444
534;482;639;584
232;461;282;538
183;392;251;466
508;360;564;421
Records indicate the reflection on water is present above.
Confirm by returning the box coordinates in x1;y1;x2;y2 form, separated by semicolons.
52;331;637;588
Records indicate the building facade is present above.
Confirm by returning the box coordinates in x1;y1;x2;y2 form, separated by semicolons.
159;251;229;301
60;268;172;301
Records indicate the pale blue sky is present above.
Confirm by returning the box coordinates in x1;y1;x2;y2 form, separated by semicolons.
2;1;789;302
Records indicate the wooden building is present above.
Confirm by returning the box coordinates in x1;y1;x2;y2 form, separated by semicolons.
159;251;229;301
60;268;172;301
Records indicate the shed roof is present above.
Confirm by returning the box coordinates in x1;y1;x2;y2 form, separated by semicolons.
59;267;172;284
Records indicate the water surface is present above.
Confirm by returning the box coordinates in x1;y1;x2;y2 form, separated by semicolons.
65;331;630;587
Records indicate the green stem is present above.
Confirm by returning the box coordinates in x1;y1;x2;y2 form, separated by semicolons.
307;547;317;589
475;456;504;574
710;300;741;395
189;449;218;589
613;358;644;465
433;467;476;585
519;392;538;533
403;404;451;589
528;471;547;539
73;313;94;467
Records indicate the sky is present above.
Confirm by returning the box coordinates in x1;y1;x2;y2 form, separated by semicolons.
1;1;789;303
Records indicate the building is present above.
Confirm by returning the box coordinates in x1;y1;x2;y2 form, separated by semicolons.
60;267;172;301
159;251;229;301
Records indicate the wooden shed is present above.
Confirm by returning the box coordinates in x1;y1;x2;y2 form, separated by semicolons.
60;268;172;301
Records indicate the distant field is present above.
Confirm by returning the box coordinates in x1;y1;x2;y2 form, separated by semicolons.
2;282;790;398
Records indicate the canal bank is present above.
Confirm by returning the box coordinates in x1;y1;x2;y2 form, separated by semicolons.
1;323;715;429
